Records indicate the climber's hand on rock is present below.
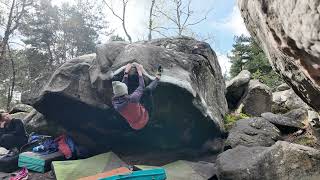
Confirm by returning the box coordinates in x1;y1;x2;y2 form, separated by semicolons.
136;64;144;76
125;63;132;74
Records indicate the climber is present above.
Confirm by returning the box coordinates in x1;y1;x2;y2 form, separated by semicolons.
112;63;162;130
0;112;28;150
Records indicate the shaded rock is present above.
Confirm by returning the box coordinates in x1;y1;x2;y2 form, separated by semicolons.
239;80;272;116
9;104;34;114
0;109;5;113
23;110;65;136
225;117;280;148
201;138;224;154
261;108;308;132
216;141;320;180
276;83;290;91
10;112;29;120
272;89;310;113
226;70;251;110
238;0;320;111
31;37;228;153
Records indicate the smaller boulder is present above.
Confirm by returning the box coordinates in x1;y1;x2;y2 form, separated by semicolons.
261;108;308;131
216;141;320;180
24;110;65;136
226;70;251;110
9;104;34;114
225;117;280;148
272;89;310;113
276;83;290;91
308;110;320;128
240;80;272;116
10;112;29;120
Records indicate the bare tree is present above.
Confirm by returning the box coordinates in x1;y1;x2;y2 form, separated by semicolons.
155;0;212;36
5;44;15;110
147;0;172;40
148;0;156;41
0;0;32;62
102;0;132;43
0;0;31;109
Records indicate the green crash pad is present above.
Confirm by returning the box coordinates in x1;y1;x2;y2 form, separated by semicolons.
52;152;129;180
19;151;64;173
135;160;216;180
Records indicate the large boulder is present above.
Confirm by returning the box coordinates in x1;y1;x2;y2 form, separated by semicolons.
216;141;320;180
225;117;280;148
238;0;320;111
30;37;228;153
226;70;251;110
238;80;272;116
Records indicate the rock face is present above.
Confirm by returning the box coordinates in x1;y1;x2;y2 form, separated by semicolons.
216;141;320;180
225;117;280;148
238;0;320;111
226;70;251;110
239;80;272;116
30;37;228;152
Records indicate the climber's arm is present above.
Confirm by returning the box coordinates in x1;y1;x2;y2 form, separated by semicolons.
122;63;132;85
129;65;145;103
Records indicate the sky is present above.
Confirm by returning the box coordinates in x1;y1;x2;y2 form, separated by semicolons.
50;0;250;74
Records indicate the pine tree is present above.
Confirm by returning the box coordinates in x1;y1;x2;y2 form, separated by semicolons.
229;35;283;89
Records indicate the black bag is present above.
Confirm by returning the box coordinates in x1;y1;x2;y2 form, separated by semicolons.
0;150;19;173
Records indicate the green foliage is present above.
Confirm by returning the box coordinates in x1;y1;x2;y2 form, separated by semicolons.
19;0;108;65
224;113;250;131
0;50;31;109
109;35;126;41
229;35;284;89
0;0;111;109
294;136;315;147
252;70;284;90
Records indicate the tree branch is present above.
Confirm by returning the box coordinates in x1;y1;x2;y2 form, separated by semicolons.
181;0;192;28
155;7;178;25
102;0;123;21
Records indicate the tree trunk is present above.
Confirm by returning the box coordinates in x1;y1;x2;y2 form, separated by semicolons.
176;0;182;36
122;0;132;43
46;41;54;69
6;46;16;111
0;0;16;62
148;0;156;41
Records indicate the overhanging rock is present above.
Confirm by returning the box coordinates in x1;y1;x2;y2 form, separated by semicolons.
238;0;320;111
32;37;228;153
